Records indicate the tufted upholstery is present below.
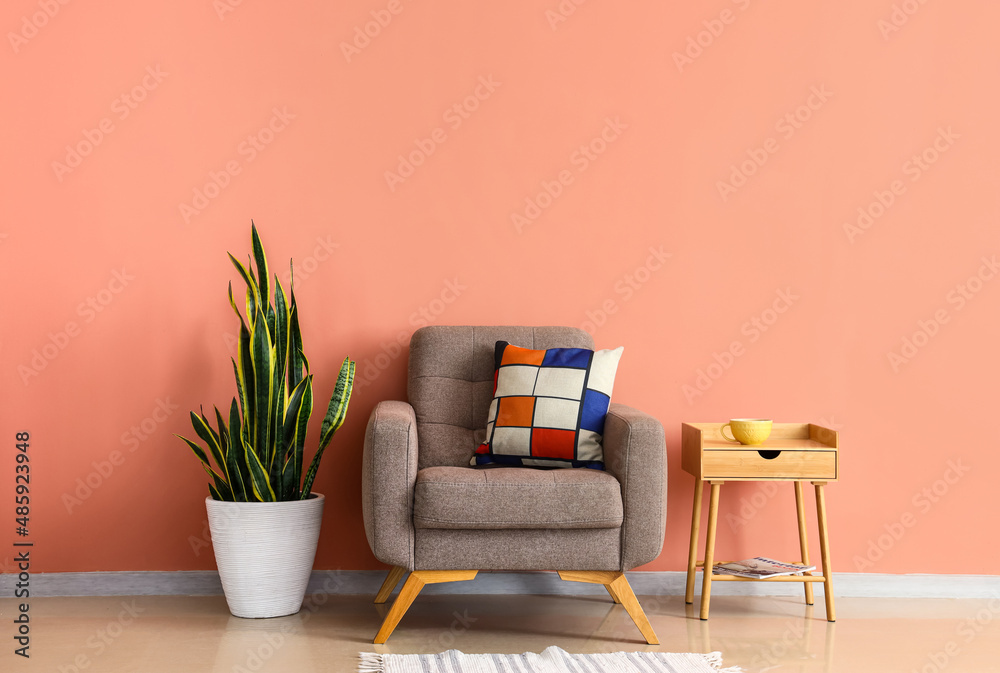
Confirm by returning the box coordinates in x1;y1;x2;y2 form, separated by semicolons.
407;326;594;469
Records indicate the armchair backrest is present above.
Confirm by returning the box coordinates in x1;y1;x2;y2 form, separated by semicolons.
407;326;595;469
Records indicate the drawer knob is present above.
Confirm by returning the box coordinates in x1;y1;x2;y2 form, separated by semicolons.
757;450;781;460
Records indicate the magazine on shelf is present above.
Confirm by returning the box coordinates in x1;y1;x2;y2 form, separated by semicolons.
713;556;816;578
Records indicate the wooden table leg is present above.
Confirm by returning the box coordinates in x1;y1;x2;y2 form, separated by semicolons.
685;479;705;604
699;481;723;620
794;481;815;606
813;481;835;622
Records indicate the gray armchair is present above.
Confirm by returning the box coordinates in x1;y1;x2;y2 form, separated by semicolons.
362;326;667;643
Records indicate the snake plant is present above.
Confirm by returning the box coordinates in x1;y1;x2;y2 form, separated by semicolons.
177;222;355;501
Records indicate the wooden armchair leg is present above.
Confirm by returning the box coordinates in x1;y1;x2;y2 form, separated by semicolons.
373;570;478;644
374;566;407;604
558;571;659;645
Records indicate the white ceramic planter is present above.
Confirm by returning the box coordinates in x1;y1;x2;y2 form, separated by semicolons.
206;493;325;619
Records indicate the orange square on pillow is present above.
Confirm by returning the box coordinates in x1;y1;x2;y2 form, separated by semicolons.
531;428;576;459
500;345;545;366
496;396;535;427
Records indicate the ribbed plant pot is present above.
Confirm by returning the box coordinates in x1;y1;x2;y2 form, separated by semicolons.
206;493;324;619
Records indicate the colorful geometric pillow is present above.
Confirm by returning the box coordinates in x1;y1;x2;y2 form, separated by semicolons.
472;341;624;469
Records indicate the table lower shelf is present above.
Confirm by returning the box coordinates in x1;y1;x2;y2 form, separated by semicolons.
695;559;824;582
708;574;827;582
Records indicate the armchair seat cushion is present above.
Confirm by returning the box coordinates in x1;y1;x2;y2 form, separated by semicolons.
413;466;623;530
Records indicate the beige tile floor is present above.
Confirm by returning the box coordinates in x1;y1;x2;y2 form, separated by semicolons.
4;593;999;672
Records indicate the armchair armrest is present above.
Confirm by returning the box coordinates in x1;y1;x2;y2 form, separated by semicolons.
362;400;419;570
603;403;667;571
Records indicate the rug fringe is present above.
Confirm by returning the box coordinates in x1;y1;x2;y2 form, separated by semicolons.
706;651;744;673
357;649;742;672
357;652;384;673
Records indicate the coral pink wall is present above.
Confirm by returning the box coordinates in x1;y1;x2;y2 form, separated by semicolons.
3;1;998;576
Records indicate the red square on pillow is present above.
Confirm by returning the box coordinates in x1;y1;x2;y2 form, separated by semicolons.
531;428;576;459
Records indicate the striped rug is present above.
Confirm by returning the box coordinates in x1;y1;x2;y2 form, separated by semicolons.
358;646;742;672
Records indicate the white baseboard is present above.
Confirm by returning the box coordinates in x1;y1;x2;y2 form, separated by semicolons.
3;570;998;599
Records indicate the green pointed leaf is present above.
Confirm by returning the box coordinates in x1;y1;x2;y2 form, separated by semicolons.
203;464;233;501
229;398;252;500
228;252;260;310
250;302;275;467
227;281;248;334
287;303;304;390
235;319;254;424
280;452;297;501
245;286;257;330
190;410;226;477
231;357;246;422
281;375;313;500
218;401;246;501
302;360;353;497
319;358;355;450
272;277;290;478
245;443;276;501
251;221;270;314
176;434;213;470
295;378;313;495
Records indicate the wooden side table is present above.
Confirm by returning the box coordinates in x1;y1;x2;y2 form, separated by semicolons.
681;422;839;621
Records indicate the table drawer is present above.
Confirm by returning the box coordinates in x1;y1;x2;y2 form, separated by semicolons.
702;449;837;480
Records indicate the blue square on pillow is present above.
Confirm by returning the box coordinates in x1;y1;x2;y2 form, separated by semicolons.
542;348;592;369
580;389;611;434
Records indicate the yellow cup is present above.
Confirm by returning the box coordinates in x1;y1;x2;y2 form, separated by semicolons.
720;419;772;446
